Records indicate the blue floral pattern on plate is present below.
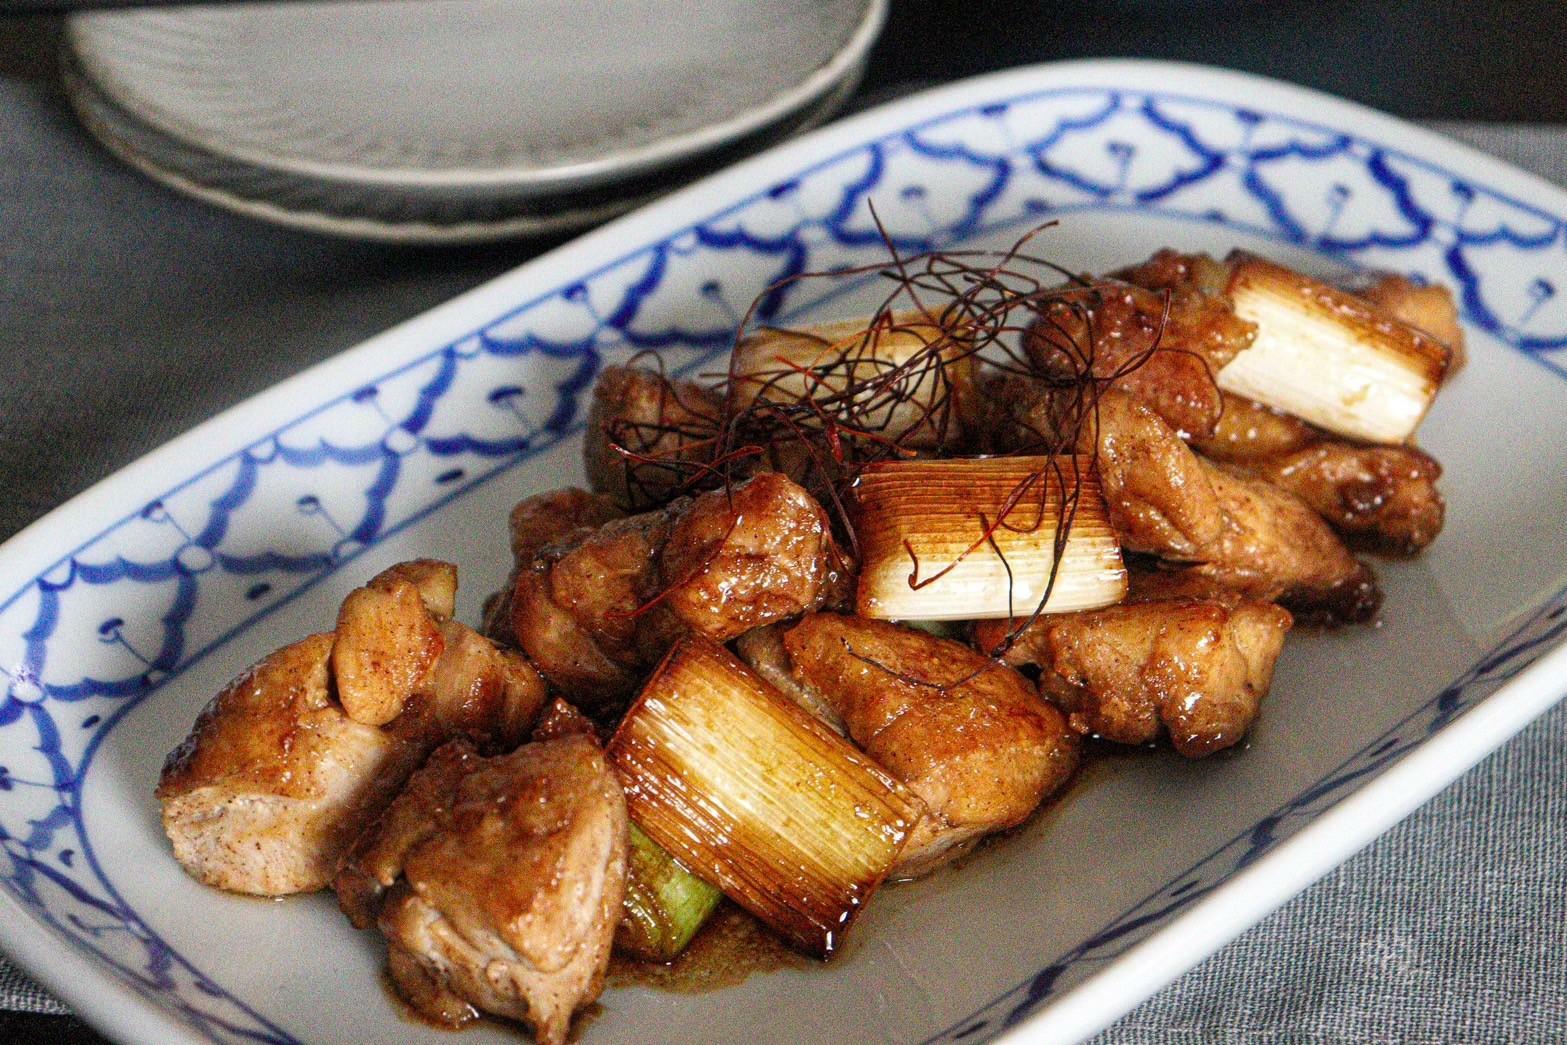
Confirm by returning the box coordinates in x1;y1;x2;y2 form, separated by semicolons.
2;82;1565;1044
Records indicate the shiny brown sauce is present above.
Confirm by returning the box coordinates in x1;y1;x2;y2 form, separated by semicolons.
383;741;1170;1036
380;968;467;1032
608;902;809;994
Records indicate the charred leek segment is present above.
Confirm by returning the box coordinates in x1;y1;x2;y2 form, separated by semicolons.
608;636;921;957
851;456;1127;621
729;310;975;448
616;822;724;962
1219;255;1450;444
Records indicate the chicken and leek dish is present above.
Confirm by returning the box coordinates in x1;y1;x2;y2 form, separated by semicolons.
156;237;1459;1044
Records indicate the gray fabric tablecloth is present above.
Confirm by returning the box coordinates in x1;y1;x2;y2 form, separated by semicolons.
1;74;1564;1041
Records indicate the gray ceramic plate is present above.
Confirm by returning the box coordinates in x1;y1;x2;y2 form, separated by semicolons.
62;50;865;243
66;0;884;189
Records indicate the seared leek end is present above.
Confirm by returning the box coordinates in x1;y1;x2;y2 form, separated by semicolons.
616;822;724;962
851;456;1127;621
608;636;921;957
1220;255;1450;444
729;310;976;448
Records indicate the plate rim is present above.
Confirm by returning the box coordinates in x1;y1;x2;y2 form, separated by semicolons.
1001;636;1567;1044
2;58;1565;1045
63;0;887;193
60;50;865;245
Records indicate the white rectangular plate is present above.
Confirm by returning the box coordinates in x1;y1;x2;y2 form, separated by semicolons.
1;60;1565;1045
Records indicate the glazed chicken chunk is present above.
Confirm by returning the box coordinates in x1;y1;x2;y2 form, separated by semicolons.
507;487;626;565
1027;249;1257;440
1221;439;1443;556
986;381;1379;620
1189;388;1319;462
158;561;546;895
336;735;627;1045
509;472;848;705
483;487;626;645
1077;389;1380;622
974;587;1292;757
779;613;1080;876
583;365;723;511
1195;392;1444;555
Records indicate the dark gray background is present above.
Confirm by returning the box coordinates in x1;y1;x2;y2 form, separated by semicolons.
2;3;1565;1042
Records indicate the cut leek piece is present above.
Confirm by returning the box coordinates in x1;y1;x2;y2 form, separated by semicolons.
1219;254;1450;443
851;455;1127;621
608;636;922;957
729;310;976;448
616;822;724;962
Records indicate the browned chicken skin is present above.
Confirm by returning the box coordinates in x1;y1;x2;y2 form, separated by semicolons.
584;365;723;511
158;562;546;896
1084;387;1228;560
508;487;625;565
336;735;627;1045
781;614;1079;876
482;487;626;647
1193;393;1444;556
1079;389;1379;621
512;506;682;700
1198;463;1380;620
1190;391;1318;462
510;473;847;705
733;623;847;733
1223;440;1444;556
158;633;399;896
974;593;1291;757
1026;250;1256;440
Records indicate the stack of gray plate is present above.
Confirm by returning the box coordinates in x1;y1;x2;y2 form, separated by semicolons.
64;0;884;243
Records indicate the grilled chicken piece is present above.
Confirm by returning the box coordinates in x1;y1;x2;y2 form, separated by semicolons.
336;735;627;1045
781;614;1078;876
158;563;546;896
1113;247;1234;299
584;365;723;510
370;558;459;619
581;363;864;516
1188;392;1445;555
1085;386;1229;560
1199;463;1380;620
1026;251;1256;440
1081;389;1379;621
511;504;682;700
1191;391;1318;462
511;472;847;705
1222;440;1444;556
415;618;547;749
483;488;625;646
333;579;444;727
659;472;849;639
508;487;625;565
530;696;603;743
974;593;1292;757
158;634;411;896
734;624;847;733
